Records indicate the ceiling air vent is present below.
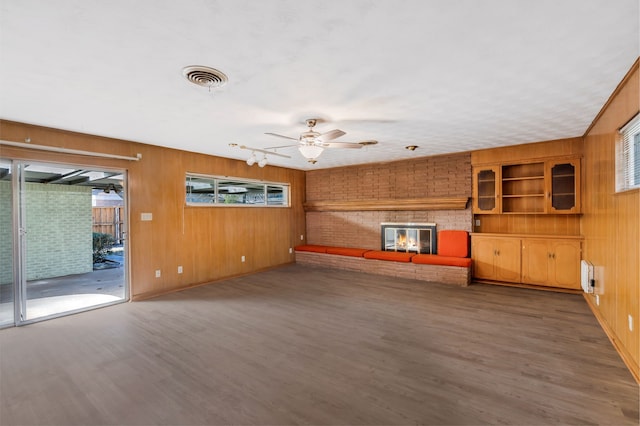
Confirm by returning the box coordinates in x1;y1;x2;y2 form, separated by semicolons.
182;66;228;89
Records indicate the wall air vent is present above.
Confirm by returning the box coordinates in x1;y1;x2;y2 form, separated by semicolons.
182;66;228;89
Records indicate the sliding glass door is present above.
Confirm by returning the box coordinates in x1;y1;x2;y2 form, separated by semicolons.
0;159;128;326
0;159;15;327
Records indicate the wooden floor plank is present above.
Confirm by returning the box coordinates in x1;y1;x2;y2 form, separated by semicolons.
1;264;638;425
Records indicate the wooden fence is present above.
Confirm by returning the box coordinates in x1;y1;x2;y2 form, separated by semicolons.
92;207;124;243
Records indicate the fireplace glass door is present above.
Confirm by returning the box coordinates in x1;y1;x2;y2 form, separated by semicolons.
381;223;436;254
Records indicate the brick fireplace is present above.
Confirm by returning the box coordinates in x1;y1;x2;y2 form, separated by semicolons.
304;152;473;249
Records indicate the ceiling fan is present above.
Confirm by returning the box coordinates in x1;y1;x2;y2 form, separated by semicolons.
265;118;378;164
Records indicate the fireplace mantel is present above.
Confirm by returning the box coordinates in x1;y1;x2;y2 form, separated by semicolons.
303;197;469;212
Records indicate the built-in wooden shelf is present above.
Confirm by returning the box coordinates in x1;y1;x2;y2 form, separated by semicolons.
303;197;469;212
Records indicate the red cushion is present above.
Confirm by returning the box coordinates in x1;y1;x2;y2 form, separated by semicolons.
363;251;415;262
412;254;472;268
294;244;329;253
437;230;469;258
326;247;371;257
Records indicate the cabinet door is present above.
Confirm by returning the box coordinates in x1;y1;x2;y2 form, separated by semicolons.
546;159;581;214
549;240;581;289
521;239;550;285
493;238;521;283
473;166;500;214
471;237;498;280
472;236;521;282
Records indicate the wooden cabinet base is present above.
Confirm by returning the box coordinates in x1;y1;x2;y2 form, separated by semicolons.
472;233;582;291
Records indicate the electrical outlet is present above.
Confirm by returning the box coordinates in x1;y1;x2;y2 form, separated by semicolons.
595;294;600;306
475;219;481;226
300;235;304;240
241;255;245;263
289;247;293;254
155;269;161;278
177;266;183;274
629;315;634;332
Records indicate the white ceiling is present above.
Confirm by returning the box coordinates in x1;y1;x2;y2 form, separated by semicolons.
1;0;638;170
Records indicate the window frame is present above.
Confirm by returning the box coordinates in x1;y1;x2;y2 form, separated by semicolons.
185;173;290;207
616;113;640;193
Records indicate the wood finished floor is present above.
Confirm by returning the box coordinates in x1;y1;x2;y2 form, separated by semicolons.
1;264;638;425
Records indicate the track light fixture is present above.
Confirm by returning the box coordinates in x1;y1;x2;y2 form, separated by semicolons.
229;143;291;167
246;152;257;166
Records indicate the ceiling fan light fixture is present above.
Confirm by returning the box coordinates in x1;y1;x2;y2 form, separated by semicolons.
298;144;324;160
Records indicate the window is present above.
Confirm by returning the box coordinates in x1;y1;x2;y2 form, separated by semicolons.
186;174;289;206
616;113;640;192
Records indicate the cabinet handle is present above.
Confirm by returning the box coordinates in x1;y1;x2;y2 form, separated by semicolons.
496;250;500;256
552;253;555;259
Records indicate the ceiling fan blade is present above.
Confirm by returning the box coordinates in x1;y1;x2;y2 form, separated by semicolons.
265;132;298;141
323;142;364;149
320;129;346;141
264;144;299;150
323;140;378;149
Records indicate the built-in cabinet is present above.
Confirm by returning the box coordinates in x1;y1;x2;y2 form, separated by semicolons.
521;239;582;289
473;158;580;214
472;234;582;290
471;236;521;283
472;146;584;291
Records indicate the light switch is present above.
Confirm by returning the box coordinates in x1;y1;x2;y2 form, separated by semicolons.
141;212;153;221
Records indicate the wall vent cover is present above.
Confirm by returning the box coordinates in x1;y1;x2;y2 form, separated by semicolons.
182;66;228;89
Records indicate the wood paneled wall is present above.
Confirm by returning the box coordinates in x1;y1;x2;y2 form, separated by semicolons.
473;213;581;235
582;59;639;381
0;120;306;300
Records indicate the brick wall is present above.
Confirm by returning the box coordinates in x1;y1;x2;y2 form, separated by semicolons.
0;182;12;284
26;183;93;280
307;153;471;201
24;183;93;280
1;182;93;284
305;153;472;248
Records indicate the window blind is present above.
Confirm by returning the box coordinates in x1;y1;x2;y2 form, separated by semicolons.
616;113;640;192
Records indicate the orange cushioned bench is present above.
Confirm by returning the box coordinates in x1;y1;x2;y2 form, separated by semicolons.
325;247;371;257
294;232;471;286
363;251;415;262
295;245;371;257
411;254;471;267
294;244;330;253
411;230;471;267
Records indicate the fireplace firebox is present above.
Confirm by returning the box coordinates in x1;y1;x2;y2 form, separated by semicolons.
381;223;437;254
